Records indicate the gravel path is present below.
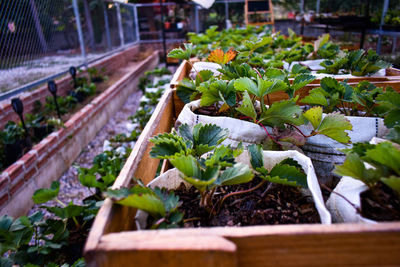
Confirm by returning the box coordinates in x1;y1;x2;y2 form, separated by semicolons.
28;64;176;215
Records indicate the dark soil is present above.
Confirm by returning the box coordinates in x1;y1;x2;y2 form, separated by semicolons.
360;182;400;221
175;177;321;228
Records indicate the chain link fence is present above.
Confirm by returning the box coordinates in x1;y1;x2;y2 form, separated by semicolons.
0;0;245;99
0;0;139;99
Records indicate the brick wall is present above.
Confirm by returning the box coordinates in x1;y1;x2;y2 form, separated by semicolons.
0;50;159;217
0;45;141;130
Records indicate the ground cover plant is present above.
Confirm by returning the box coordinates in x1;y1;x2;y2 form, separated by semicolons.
106;124;321;229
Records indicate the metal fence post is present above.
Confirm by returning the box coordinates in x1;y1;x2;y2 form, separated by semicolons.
116;3;125;47
377;0;389;55
72;0;87;66
103;2;112;49
195;4;199;33
225;0;229;29
133;4;140;42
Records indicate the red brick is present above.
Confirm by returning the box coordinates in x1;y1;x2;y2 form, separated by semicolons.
0;194;9;207
32;140;50;158
10;176;24;196
67;113;83;129
92;91;110;105
18;152;37;170
4;162;24;180
45;134;58;149
0;174;9;192
23;166;37;182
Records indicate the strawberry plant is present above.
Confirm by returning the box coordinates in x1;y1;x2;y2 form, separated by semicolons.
334;141;400;221
300;77;399;119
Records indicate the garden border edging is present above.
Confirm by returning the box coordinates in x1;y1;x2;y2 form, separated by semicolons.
0;50;159;217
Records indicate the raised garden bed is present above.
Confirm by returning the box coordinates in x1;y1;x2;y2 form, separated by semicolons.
84;88;400;267
170;60;400;90
0;49;159;217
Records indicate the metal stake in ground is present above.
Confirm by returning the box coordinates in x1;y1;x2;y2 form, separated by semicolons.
48;80;62;119
11;98;28;134
69;66;78;88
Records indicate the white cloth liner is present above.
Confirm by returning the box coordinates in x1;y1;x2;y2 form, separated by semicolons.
325;176;376;224
176;100;272;147
287;60;387;77
189;62;221;79
136;150;332;229
298;115;388;165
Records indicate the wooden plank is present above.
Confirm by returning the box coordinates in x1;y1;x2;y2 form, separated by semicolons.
84;89;174;259
170;61;191;88
89;222;400;267
93;234;237;267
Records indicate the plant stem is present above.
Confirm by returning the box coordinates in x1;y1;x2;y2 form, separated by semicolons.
188;60;202;82
55;198;66;208
217;180;266;213
183;217;201;223
319;183;362;214
289;123;316;138
239;116;283;149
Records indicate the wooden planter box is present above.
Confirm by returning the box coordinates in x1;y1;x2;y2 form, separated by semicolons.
84;87;400;267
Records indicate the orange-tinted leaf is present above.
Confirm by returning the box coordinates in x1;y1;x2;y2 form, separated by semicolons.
208;49;237;64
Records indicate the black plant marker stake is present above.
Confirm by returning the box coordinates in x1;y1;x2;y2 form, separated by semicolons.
69;66;77;88
11;98;28;134
48;80;62;119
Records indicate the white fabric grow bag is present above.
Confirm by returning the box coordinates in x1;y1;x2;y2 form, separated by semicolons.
135;150;332;229
176;100;272;147
326;176;376;224
298;115;388;167
189;62;221;79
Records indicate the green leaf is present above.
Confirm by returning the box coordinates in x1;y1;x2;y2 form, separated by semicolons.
364;142;400;175
169;155;201;178
291;74;316;91
178;123;194;143
265;79;288;95
259;99;302;127
384;109;400;128
196;70;214;85
217;163;254;186
150;132;191;159
303;106;323;130
32;181;60;204
167;43;193;60
79;173;105;191
334;152;369;180
199;84;220;106
264;68;286;80
381;176;400;194
248;144;264;169
386;126;400;145
317;113;352;144
236;91;257;120
107;186;167;218
153;187;180;213
300;88;328;106
194;123;229;148
177;78;197;104
234;77;258;95
267;163;307;188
